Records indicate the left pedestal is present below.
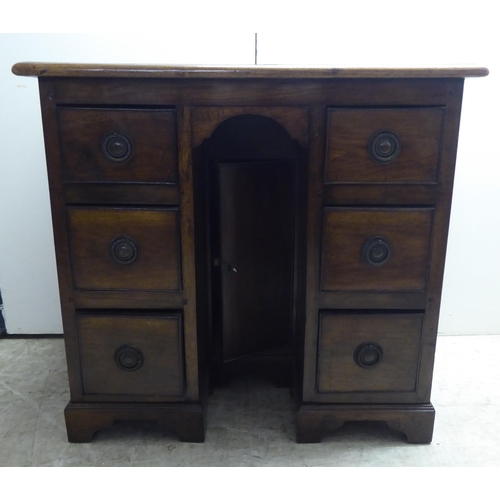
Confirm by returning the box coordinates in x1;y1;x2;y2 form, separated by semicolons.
32;81;203;445
65;402;206;443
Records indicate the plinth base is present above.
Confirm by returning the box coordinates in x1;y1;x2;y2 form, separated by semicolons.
64;402;206;443
296;403;435;444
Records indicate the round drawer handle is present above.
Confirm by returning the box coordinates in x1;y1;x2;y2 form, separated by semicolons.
354;342;383;369
362;236;393;266
110;236;139;265
114;344;144;371
102;132;133;163
368;130;401;163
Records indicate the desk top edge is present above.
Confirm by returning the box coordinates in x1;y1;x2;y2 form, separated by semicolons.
12;62;489;79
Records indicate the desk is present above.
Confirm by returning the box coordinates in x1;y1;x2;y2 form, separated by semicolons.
12;63;488;443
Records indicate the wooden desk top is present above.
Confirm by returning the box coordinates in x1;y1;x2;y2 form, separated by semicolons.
12;62;489;79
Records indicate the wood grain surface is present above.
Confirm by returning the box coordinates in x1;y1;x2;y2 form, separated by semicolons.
12;62;489;79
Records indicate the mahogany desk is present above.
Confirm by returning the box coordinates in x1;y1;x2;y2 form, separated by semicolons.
13;63;488;443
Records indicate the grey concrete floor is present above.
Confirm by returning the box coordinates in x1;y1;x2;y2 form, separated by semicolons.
0;335;499;466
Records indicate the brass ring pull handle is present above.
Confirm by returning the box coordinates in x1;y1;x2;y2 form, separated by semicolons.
361;236;392;267
368;130;401;163
110;236;139;265
354;342;383;369
102;132;133;163
114;344;144;371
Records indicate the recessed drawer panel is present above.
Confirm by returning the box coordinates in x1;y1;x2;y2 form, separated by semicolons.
325;108;444;183
78;313;184;398
321;208;433;291
58;108;177;183
68;207;181;291
317;312;423;393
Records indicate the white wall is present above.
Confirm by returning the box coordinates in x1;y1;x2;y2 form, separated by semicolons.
0;21;497;334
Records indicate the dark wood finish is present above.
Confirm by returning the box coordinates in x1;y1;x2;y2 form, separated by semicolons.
65;402;205;443
321;208;433;291
296;404;435;443
78;313;184;398
326;108;444;183
37;78;456;107
12;62;488;79
38;79;85;402
417;80;466;404
73;290;185;309
192;112;307;382
67;207;181;291
318;291;427;310
64;183;180;205
218;161;295;361
323;183;438;206
59;107;177;184
15;63;486;444
317;313;423;394
191;106;309;147
177;106;201;402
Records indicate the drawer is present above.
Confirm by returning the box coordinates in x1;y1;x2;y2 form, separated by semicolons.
77;313;184;398
68;207;181;291
325;107;444;183
321;208;433;291
317;312;423;393
58;107;177;183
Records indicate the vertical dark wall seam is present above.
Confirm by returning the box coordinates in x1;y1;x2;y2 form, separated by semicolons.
255;33;258;65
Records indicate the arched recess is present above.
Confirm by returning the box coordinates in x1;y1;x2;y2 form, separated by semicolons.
191;106;309;149
191;112;309;385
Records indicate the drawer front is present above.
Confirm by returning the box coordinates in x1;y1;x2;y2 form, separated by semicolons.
58;108;177;183
68;207;181;291
321;208;433;291
325;107;444;183
78;313;184;398
317;312;423;393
